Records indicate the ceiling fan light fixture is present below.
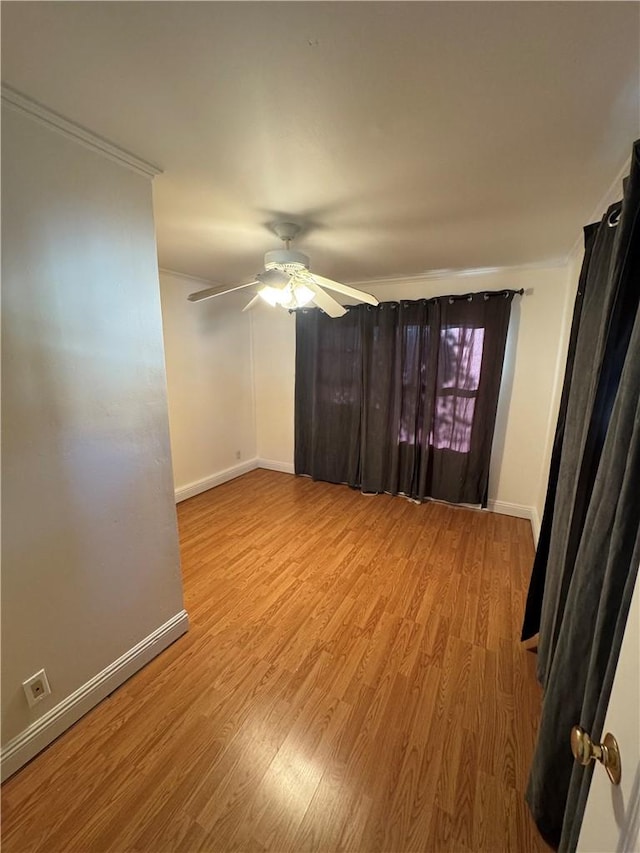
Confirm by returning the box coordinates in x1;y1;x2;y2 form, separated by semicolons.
278;290;295;309
293;284;314;307
258;281;314;310
258;285;283;307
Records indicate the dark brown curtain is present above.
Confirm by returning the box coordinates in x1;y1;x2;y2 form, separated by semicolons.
294;305;362;486
295;291;515;506
521;221;599;641
525;139;640;851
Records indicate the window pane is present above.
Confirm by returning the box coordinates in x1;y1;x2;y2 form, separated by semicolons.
431;325;485;452
432;394;476;452
440;326;484;391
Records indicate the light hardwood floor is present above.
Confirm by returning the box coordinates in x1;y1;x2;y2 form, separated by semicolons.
2;469;549;852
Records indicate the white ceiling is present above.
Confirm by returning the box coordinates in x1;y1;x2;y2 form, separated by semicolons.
2;2;639;286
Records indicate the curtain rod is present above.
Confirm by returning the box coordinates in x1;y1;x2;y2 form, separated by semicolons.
292;288;525;313
429;287;525;303
343;287;525;308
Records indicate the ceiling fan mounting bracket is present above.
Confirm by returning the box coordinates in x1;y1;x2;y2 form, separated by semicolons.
273;221;301;243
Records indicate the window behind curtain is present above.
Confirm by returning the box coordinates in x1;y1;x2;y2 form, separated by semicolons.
295;292;514;506
432;325;485;453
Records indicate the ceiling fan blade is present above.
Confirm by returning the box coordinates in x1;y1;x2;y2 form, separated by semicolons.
308;273;379;306
307;283;347;318
187;281;259;302
242;293;262;313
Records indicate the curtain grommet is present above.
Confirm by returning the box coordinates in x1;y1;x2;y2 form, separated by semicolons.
608;208;621;227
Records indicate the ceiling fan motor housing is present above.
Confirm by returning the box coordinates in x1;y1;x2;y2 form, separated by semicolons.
264;249;310;271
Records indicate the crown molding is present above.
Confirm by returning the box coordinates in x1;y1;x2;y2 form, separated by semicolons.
348;258;567;289
1;85;162;179
158;267;222;287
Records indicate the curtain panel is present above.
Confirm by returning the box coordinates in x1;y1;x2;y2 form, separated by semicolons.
524;139;640;851
295;291;514;507
521;222;598;641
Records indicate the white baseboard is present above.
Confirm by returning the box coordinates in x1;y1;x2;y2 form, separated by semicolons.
0;610;189;782
487;499;534;519
174;458;294;503
175;458;258;502
257;458;295;474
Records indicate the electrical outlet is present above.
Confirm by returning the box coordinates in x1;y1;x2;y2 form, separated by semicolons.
235;450;241;460
22;669;51;708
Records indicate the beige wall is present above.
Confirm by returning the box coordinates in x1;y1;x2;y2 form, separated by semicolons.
251;305;297;469
1;105;185;767
159;272;256;496
533;249;582;526
251;265;572;531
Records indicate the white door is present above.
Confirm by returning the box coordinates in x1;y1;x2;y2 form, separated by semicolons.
578;570;640;852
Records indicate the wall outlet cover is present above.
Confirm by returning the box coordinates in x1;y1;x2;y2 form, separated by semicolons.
22;669;51;708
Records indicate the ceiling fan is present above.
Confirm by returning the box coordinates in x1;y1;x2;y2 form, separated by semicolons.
187;222;379;318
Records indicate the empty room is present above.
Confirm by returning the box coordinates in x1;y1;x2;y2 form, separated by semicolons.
2;2;639;852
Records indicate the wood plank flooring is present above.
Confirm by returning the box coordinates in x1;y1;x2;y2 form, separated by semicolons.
1;469;549;852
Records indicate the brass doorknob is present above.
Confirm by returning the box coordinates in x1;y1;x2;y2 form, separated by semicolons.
571;726;621;785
